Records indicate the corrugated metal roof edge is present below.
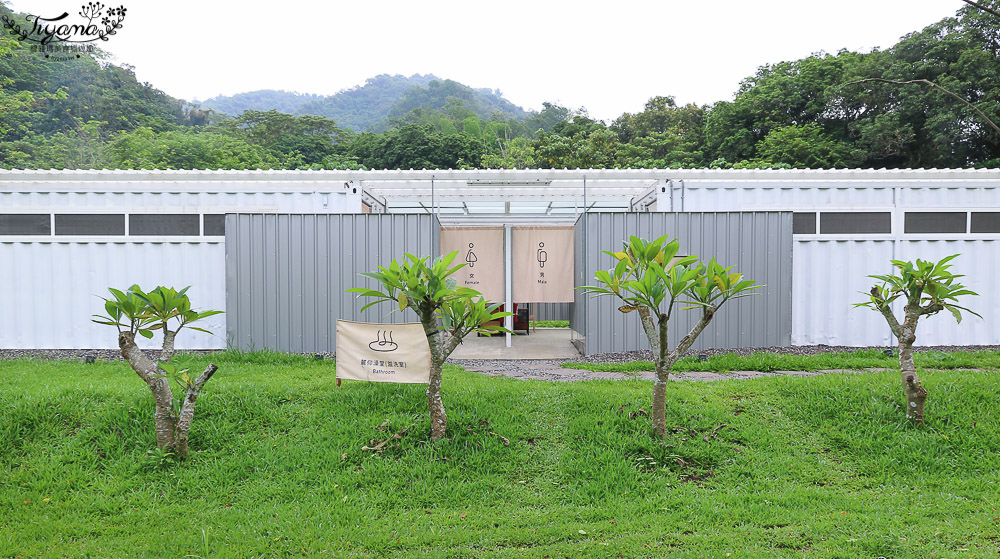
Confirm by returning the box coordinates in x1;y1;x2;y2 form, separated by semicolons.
3;168;1000;181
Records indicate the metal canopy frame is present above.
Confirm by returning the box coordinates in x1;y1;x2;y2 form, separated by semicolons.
358;174;661;225
354;171;670;346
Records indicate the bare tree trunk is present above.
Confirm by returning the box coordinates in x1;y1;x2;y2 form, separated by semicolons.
119;331;177;450
651;317;671;437
876;297;934;426
160;329;177;363
652;365;670;437
118;331;219;456
637;307;660;356
427;360;447;440
898;310;927;425
640;306;669;435
649;307;716;438
899;342;927;425
173;363;218;459
420;307;448;440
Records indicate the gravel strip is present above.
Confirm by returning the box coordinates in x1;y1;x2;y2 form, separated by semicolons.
449;359;885;383
451;344;1000;382
574;344;1000;365
3;345;997;383
0;349;220;363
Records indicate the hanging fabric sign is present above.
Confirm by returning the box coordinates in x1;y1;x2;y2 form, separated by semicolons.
512;226;575;303
336;321;431;383
439;227;504;302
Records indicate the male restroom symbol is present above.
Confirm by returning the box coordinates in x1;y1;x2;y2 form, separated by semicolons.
537;241;547;268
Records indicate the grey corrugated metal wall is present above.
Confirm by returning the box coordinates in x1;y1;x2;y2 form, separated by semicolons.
574;212;792;355
225;214;439;353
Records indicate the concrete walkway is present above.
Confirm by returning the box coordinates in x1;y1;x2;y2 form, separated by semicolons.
449;328;581;360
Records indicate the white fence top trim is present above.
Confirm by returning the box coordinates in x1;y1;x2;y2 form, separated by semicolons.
3;167;1000;183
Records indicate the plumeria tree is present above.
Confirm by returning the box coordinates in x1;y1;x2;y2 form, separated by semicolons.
856;255;980;425
348;251;510;440
92;285;222;459
580;235;759;437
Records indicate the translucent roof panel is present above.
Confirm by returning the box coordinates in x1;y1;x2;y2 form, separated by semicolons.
361;172;661;223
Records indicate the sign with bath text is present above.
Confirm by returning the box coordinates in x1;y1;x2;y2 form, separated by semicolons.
512;226;574;302
439;227;504;302
336;321;430;383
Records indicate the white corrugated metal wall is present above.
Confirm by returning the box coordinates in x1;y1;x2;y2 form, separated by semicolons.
0;242;227;349
2;169;998;349
668;171;999;346
0;170;362;349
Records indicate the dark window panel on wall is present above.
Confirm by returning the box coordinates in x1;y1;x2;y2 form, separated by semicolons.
819;212;891;234
129;214;200;236
0;214;50;235
971;212;1000;233
203;214;226;236
904;212;966;234
792;212;817;234
55;214;125;235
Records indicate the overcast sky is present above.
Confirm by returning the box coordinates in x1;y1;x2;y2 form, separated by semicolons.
7;0;967;121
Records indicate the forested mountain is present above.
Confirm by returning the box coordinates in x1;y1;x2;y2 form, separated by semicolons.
1;0;998;170
201;75;531;132
0;4;205;168
294;74;439;131
378;78;529;130
198;90;322;117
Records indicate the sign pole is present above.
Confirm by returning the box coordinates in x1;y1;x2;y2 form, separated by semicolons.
504;224;512;348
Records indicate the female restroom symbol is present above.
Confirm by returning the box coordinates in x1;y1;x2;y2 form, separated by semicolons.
466;242;477;267
537;241;547;268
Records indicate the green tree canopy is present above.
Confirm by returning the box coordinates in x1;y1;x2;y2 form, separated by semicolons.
109;127;281;169
754;123;864;168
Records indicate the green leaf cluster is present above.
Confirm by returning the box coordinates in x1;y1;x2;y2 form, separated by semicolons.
91;284;223;338
857;254;980;323
347;251;510;337
581;235;759;320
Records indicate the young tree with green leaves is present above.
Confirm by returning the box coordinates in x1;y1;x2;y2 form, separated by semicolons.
856;255;980;425
348;252;510;440
92;285;223;459
580;236;759;437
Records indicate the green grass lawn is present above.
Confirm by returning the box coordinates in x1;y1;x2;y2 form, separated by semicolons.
3;352;1000;557
533;320;570;328
564;348;1000;374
